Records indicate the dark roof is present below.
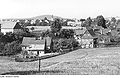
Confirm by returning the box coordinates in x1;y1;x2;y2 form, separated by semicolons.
81;29;97;39
13;22;22;29
22;37;51;46
88;29;96;37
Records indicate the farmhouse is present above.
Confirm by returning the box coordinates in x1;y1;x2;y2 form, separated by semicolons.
74;28;97;48
0;22;22;34
81;29;97;48
74;28;87;44
21;37;51;57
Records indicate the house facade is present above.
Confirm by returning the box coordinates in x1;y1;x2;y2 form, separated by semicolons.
0;22;22;34
74;28;97;48
21;37;51;57
13;22;23;33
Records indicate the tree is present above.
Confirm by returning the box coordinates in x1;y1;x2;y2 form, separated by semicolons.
82;17;92;27
96;15;107;28
80;19;86;22
60;29;74;39
35;19;40;26
111;17;116;23
53;39;79;52
116;19;120;25
2;41;22;55
50;18;62;38
86;17;92;26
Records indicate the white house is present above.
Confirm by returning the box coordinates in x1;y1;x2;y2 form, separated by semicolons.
0;22;22;34
75;29;97;48
0;22;16;34
21;37;52;57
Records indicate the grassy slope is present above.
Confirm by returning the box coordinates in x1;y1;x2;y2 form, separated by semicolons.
1;47;120;75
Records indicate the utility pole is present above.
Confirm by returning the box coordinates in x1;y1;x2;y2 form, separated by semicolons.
38;57;41;72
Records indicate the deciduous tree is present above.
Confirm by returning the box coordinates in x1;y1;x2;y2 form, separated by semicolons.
96;15;107;28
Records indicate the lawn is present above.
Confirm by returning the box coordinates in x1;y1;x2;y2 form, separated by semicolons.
1;47;120;75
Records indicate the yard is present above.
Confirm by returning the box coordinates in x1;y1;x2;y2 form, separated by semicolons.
1;47;120;75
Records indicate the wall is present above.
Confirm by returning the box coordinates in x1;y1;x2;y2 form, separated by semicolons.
1;29;13;34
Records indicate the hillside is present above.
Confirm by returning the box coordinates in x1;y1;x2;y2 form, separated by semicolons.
31;15;64;20
1;47;120;75
1;15;67;20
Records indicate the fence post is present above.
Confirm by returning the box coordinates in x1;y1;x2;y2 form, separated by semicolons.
38;57;41;72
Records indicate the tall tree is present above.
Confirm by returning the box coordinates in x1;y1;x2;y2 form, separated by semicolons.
96;15;107;28
111;17;116;23
86;17;92;26
50;18;62;38
60;29;74;39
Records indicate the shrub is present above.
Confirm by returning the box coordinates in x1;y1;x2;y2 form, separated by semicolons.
53;38;79;53
2;41;22;55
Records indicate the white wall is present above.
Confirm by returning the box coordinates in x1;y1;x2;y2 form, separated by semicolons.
1;29;13;34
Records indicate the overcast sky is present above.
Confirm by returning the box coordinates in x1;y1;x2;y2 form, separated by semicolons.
0;0;120;19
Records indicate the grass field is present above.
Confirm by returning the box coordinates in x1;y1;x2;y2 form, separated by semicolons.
1;47;120;75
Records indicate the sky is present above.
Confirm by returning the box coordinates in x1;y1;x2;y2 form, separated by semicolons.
0;0;120;19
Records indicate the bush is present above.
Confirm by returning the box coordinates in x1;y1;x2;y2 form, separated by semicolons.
53;38;79;53
2;41;22;55
0;42;5;53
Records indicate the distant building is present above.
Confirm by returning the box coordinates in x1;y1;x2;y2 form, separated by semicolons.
0;22;22;34
26;26;82;32
67;21;76;26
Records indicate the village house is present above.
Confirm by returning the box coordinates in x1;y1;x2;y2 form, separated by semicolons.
67;20;76;26
81;29;97;48
74;28;97;48
21;37;52;57
0;22;22;34
13;22;23;33
74;27;87;44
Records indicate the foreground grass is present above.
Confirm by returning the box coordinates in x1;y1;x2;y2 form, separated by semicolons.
1;47;120;75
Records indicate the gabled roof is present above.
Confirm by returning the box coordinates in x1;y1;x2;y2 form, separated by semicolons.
22;37;51;46
22;37;45;46
13;22;22;29
81;29;97;39
88;29;96;37
1;22;17;29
